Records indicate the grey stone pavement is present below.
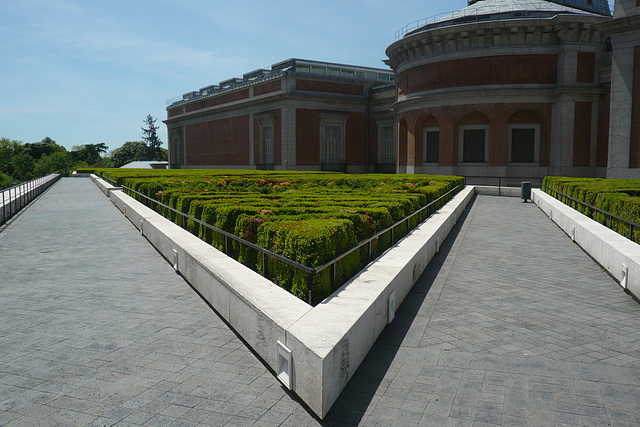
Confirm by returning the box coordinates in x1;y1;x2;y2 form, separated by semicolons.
1;179;639;426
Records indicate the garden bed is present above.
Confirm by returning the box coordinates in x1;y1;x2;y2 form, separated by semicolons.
543;177;640;243
92;169;464;303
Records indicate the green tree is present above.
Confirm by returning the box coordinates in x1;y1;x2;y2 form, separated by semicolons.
142;114;162;160
110;141;148;167
0;171;12;189
0;138;36;181
10;152;35;181
35;151;74;176
71;143;108;165
24;137;66;160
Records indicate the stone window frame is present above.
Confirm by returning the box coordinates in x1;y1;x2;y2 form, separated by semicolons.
507;123;540;165
256;113;275;164
169;129;181;165
458;124;490;164
377;118;396;164
319;113;349;164
422;126;440;164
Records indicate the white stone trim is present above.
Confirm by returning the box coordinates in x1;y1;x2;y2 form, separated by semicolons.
319;112;349;164
458;124;490;164
376;118;396;164
255;113;276;164
422;126;440;163
507;123;541;164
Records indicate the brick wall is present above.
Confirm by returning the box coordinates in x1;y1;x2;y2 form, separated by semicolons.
398;103;553;166
573;101;592;167
577;52;596;83
399;55;558;94
345;112;366;165
296;79;364;96
296;109;320;165
168;107;182;118
254;80;281;96
185;115;250;165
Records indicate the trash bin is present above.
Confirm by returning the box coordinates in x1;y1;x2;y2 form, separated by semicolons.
521;181;531;202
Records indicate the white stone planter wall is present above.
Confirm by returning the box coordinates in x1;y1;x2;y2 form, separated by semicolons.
90;174;474;418
533;189;640;299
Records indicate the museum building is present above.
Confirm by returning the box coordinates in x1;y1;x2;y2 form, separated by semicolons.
165;0;640;179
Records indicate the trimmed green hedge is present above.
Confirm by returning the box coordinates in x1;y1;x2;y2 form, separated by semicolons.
94;168;464;304
543;176;640;243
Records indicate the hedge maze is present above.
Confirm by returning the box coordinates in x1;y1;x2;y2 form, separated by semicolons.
94;169;464;304
543;176;640;243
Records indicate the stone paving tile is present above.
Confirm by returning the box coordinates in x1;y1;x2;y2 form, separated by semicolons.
0;179;319;426
325;195;640;426
3;181;640;426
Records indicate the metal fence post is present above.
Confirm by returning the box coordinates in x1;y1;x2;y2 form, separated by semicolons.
263;252;268;278
331;262;336;290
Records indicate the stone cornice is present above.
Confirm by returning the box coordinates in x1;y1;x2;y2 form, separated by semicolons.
386;14;609;71
392;85;604;113
594;13;640;35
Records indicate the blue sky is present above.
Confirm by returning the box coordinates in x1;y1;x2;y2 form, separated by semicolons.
0;0;464;153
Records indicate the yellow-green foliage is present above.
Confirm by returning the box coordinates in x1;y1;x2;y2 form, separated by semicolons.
94;168;464;303
543;176;640;242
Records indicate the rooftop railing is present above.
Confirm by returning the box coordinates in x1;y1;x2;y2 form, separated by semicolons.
1;173;61;227
543;183;640;243
394;1;614;41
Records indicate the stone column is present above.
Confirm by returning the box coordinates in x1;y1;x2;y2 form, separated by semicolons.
597;0;640;177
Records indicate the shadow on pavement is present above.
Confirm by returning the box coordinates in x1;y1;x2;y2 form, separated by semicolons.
320;196;475;426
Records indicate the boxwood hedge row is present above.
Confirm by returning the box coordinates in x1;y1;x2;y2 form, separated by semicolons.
93;169;464;304
543;176;640;243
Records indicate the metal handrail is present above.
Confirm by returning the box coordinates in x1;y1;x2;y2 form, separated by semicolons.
394;1;614;41
1;173;61;227
313;184;463;275
104;173;463;304
543;184;640;241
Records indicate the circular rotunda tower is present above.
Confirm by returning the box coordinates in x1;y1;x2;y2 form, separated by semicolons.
386;0;613;180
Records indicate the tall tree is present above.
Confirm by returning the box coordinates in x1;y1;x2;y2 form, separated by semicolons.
110;141;149;167
142;114;162;160
24;137;66;160
71;143;108;165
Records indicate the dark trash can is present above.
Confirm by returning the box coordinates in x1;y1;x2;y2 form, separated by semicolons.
521;181;531;202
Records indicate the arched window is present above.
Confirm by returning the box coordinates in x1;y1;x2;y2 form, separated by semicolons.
418;115;439;164
458;112;489;163
507;111;541;164
423;127;440;163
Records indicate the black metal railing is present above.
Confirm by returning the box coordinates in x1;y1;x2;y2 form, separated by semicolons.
102;174;463;305
465;176;543;193
1;173;61;227
543;184;640;243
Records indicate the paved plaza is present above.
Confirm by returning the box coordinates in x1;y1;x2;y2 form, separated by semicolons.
0;179;639;426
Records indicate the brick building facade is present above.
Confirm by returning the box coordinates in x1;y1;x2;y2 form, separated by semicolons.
164;59;396;173
166;0;640;179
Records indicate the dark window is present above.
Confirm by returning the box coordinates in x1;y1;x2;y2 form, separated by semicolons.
424;130;439;163
511;128;536;163
463;129;485;162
